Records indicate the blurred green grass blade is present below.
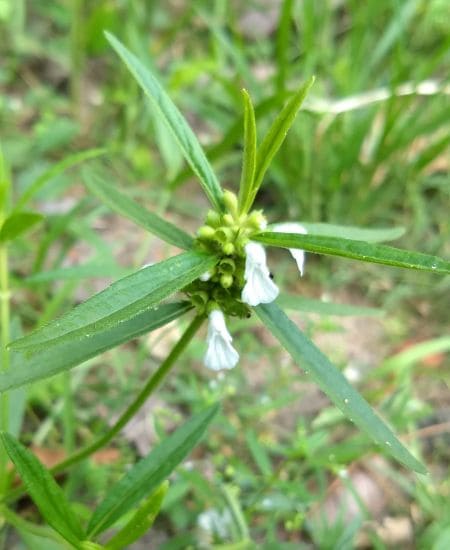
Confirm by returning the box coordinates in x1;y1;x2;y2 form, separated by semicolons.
83;168;193;250
254;232;450;274
105;482;168;550
251;77;315;203
0;303;191;392
277;294;382;317
276;0;294;93
238;90;257;214
10;251;216;352
14;148;106;211
87;403;220;537
0;211;43;242
105;31;223;211
369;0;419;71
0;433;85;546
245;430;272;477
292;223;405;242
255;303;427;474
375;336;450;378
0;143;11;212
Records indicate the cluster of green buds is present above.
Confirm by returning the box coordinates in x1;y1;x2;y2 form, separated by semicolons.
184;190;267;318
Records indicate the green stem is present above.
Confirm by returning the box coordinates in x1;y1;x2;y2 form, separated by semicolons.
0;244;10;495
51;315;204;475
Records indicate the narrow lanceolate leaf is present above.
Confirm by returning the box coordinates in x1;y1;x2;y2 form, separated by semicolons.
0;303;191;392
0;212;44;242
105;482;168;550
14;148;106;211
0;433;85;546
87;403;220;537
289;223;405;243
251;76;315;203
83;168;193;250
238;89;257;214
255;303;427;474
277;294;382;317
10;251;216;352
105;32;223;211
254;232;450;274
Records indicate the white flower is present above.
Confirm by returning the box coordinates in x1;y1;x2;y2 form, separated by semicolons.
241;223;307;306
241;242;279;306
271;222;307;276
204;310;239;371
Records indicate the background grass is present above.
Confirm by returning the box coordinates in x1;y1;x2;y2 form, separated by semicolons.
1;0;449;548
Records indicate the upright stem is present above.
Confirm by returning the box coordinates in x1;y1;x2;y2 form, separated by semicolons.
0;244;10;495
51;314;204;475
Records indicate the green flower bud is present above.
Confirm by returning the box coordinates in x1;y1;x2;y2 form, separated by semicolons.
222;213;234;227
219;258;236;273
206;210;221;227
198;225;215;239
214;227;234;243
223;190;238;217
220;274;233;289
247;210;267;231
222;242;235;255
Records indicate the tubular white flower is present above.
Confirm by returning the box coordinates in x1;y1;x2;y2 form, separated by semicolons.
272;222;307;276
242;242;279;306
204;310;239;371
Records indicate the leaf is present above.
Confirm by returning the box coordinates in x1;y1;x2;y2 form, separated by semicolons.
250;76;315;203
83;168;193;250
0;212;43;242
87;403;220;537
0;302;191;392
289;222;405;243
105;32;223;211
14;148;106;211
0;432;85;546
254;232;450;274
238;89;257;214
255;303;427;474
277;294;382;317
24;262;129;284
10;251;216;353
105;482;168;550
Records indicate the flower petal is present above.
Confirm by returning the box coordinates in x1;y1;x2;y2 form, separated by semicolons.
242;242;279;306
204;310;239;371
272;222;307;276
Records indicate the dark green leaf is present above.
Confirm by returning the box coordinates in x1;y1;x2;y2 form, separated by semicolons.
105;32;223;211
254;232;450;274
251;77;315;203
10;251;216;353
0;212;43;242
0;433;85;546
105;482;168;550
83;168;193;250
14;148;106;211
255;303;426;474
0;303;191;392
87;403;220;537
238;89;257;214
